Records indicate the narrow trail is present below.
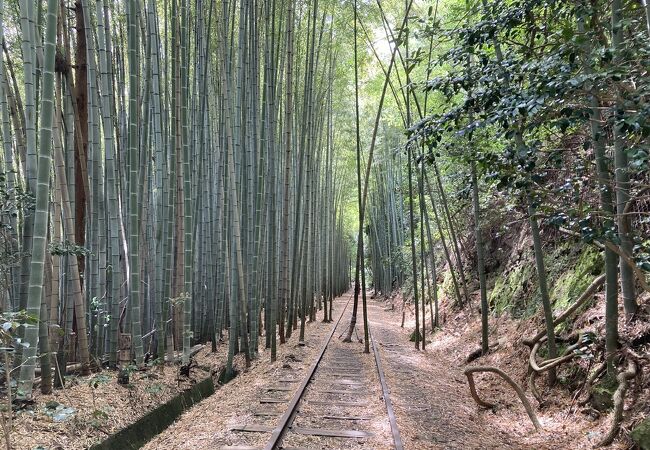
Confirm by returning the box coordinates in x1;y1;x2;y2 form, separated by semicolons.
367;300;522;449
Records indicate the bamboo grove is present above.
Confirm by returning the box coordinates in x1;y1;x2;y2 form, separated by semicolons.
0;0;353;398
1;0;649;430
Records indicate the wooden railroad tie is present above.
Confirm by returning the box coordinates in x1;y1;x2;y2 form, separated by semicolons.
230;424;274;433
253;410;282;417
259;397;289;404
289;426;374;439
230;424;373;439
321;414;371;421
265;385;293;392
314;389;365;395
305;400;369;407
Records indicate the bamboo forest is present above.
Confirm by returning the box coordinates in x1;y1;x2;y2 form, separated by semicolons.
0;0;649;448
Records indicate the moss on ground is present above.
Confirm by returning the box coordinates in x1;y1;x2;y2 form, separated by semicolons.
591;374;617;412
632;417;650;449
441;269;455;302
487;242;603;319
549;245;603;309
489;263;535;316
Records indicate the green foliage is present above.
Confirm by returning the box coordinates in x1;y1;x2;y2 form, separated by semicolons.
145;383;163;395
631;417;650;450
409;329;422;342
48;240;91;257
409;0;650;272
89;374;111;389
0;171;28;297
90;408;110;429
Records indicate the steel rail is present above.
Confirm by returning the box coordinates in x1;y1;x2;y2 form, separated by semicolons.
370;327;404;450
263;293;403;450
262;293;352;450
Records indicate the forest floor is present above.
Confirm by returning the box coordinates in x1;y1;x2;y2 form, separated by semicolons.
385;290;648;450
142;293;636;450
9;345;224;449
9;289;646;449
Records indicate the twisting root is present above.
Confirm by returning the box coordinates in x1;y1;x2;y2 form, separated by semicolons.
596;359;637;447
529;333;583;376
529;370;542;404
464;366;542;431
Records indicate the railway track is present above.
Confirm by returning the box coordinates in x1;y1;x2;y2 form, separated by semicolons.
223;294;403;450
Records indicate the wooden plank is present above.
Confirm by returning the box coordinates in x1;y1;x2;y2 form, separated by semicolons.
321;371;362;377
290;426;373;439
320;386;363;392
324;379;364;386
230;424;274;433
277;378;300;383
305;400;368;407
315;381;364;388
266;386;293;392
259;398;288;404
320;366;362;371
254;411;281;417
324;383;363;389
321;415;371;421
315;389;365;395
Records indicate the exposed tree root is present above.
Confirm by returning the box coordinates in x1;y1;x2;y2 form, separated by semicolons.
464;366;542;431
527;334;587;398
523;275;605;347
596;359;637;447
529;334;584;374
529;370;542;404
466;341;499;363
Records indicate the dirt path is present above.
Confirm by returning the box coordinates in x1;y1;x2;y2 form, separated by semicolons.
367;300;522;449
